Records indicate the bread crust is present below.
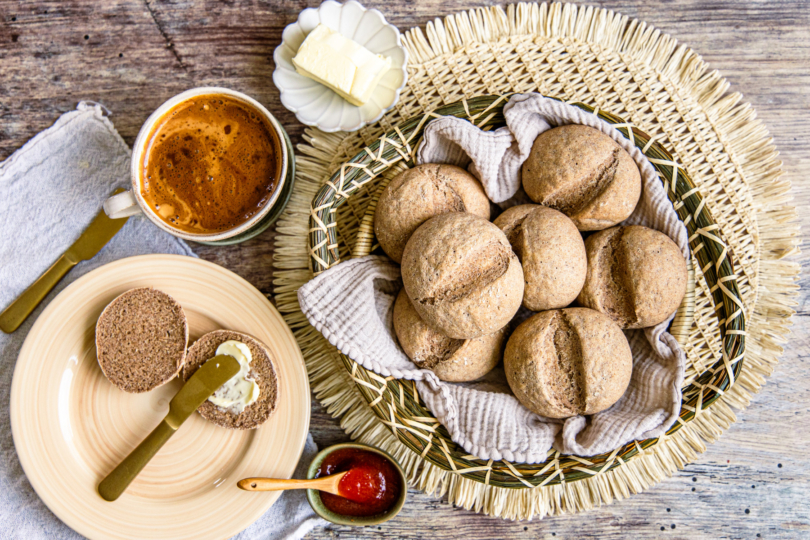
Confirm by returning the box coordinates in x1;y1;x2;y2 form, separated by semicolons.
182;330;279;430
374;164;490;263
504;308;632;418
95;287;188;393
393;289;505;382
577;225;687;329
401;213;524;339
494;205;587;311
521;125;641;231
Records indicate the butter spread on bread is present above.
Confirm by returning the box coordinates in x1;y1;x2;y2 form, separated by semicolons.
207;340;260;414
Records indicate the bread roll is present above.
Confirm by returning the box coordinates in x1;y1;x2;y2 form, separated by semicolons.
493;204;587;311
183;330;279;430
521;125;641;231
95;287;187;393
393;289;505;382
374;164;490;263
504;308;632;418
401;213;524;339
577;225;687;329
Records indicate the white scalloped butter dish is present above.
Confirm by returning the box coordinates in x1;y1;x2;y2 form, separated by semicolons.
273;1;408;133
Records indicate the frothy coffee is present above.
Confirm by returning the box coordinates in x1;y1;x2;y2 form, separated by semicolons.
140;94;282;235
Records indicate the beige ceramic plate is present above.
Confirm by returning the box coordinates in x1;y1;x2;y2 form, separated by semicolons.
10;255;310;540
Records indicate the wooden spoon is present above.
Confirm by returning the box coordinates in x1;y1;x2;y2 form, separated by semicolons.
238;472;349;498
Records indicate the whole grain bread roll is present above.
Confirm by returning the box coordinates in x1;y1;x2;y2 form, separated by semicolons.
393;289;505;382
401;213;524;339
95;287;188;393
493;204;587;311
504;308;632;418
521;125;641;231
374;164;490;263
182;330;279;430
577;225;687;329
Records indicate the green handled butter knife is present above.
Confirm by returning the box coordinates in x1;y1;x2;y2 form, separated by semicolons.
0;189;130;334
98;354;241;502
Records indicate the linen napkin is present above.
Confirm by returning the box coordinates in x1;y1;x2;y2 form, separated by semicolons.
0;103;323;539
298;94;688;462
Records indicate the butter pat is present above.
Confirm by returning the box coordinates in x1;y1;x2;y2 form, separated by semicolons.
292;24;391;107
208;340;260;414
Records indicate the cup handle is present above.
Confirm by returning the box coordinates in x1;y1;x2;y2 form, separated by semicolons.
103;190;143;219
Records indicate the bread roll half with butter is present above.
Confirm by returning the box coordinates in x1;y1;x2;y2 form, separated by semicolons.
182;330;279;430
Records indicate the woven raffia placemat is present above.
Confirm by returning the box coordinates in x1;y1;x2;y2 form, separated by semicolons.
272;2;800;519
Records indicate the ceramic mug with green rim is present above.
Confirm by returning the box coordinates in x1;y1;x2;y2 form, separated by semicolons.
103;87;292;244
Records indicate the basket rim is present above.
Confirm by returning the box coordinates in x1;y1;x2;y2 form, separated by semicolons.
306;93;746;488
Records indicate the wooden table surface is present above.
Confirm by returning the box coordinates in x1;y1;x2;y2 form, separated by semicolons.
1;0;808;538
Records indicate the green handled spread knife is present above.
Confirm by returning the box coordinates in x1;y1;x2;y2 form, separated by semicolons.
98;355;241;502
0;189;130;334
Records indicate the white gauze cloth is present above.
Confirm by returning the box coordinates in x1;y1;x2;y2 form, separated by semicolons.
0;103;324;540
298;94;689;462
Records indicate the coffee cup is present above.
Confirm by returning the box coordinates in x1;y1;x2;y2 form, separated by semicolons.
104;87;291;244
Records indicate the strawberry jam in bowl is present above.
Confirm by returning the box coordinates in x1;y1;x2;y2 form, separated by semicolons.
306;443;407;526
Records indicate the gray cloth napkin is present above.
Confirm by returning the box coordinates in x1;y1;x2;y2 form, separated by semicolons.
298;94;688;462
0;103;323;539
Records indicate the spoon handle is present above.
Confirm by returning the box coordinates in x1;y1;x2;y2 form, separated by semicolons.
238;472;346;494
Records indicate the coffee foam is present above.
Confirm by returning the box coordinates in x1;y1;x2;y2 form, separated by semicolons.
140;95;281;235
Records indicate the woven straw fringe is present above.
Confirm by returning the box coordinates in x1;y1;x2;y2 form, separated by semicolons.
273;2;800;520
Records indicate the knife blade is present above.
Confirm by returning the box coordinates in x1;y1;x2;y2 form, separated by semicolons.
0;189;130;333
98;354;241;502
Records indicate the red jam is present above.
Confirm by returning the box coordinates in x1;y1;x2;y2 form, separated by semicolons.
315;448;402;517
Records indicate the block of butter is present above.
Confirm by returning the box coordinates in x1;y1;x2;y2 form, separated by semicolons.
292;24;392;107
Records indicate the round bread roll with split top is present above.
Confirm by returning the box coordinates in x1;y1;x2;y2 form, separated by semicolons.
504;308;632;419
374;163;490;263
494;204;587;311
401;213;524;340
577;225;688;329
95;287;188;393
393;289;505;382
521;125;642;231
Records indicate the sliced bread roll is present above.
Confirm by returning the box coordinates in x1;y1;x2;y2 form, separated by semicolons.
182;330;279;430
95;287;188;393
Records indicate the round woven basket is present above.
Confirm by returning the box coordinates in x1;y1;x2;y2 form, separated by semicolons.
306;93;744;487
274;2;798;519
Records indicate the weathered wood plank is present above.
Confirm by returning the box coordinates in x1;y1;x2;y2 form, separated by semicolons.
1;0;808;538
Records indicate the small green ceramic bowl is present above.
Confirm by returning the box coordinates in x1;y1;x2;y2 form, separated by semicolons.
306;443;407;527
